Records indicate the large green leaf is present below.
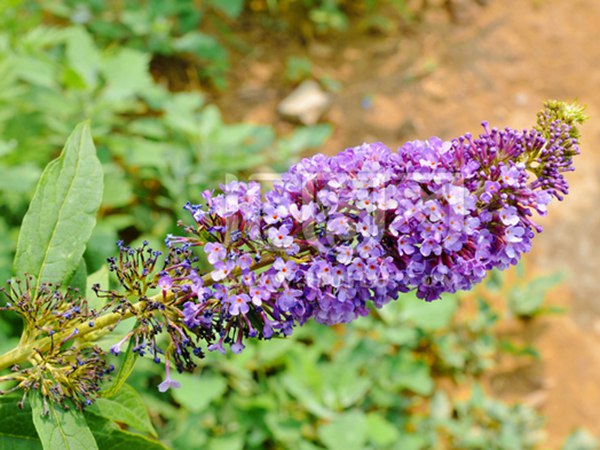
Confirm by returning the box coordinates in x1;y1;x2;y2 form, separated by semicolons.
89;384;156;436
0;395;42;449
13;121;103;290
31;393;98;450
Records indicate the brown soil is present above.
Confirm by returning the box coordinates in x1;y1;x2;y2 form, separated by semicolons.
214;0;600;446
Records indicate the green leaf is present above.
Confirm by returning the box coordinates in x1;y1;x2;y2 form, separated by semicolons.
85;415;169;450
69;258;87;293
284;56;313;83
13;121;103;291
107;136;167;168
394;433;428;450
12;56;58;89
101;336;138;398
31;393;98;450
318;411;368;450
0;395;42;449
102;163;134;208
0;219;16;286
89;384;156;436
100;48;153;101
172;32;227;64
392;356;433;395
275;124;331;168
163;92;205;135
430;390;452;422
281;374;334;419
90;315;136;354
171;372;227;413
508;272;563;318
85;265;109;312
207;434;245;450
365;413;400;447
85;225;120;274
265;413;304;445
398;292;458;331
170;414;208;449
320;364;370;409
485;268;504;291
0;164;42;193
65;27;100;89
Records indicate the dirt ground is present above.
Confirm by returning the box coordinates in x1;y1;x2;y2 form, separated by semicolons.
214;0;600;446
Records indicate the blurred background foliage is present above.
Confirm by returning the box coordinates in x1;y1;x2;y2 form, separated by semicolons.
0;1;596;449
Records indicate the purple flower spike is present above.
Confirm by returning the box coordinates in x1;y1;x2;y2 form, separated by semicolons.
160;101;585;359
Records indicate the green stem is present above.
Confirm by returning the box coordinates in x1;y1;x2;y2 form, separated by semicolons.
0;305;138;371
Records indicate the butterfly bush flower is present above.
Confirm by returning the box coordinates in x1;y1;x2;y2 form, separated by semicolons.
129;100;581;363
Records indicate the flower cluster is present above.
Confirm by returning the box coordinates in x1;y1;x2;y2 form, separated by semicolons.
0;345;109;412
97;241;208;373
0;277;99;337
157;100;585;358
0;278;112;409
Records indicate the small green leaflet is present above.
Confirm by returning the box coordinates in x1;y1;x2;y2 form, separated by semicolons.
13;121;103;292
31;393;99;450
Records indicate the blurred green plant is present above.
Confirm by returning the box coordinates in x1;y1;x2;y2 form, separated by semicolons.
28;0;422;93
285;56;314;83
562;429;600;450
487;265;565;319
257;0;417;37
39;0;245;90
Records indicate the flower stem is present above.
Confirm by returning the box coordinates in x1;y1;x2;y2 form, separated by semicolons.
0;306;136;371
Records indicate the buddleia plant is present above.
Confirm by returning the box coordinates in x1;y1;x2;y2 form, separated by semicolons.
0;101;587;449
